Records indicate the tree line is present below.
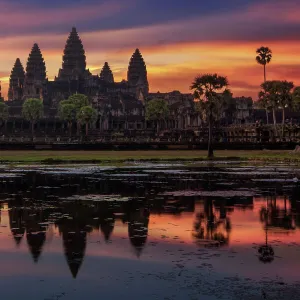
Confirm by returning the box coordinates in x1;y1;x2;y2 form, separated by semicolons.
0;94;97;137
188;46;300;158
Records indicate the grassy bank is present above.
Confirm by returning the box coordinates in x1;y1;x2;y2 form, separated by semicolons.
1;150;300;164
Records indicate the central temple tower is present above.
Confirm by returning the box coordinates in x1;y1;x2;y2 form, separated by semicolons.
127;48;149;97
57;27;87;81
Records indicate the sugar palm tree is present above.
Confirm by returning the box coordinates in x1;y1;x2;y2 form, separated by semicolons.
256;47;272;82
191;74;229;158
260;80;294;138
260;81;280;137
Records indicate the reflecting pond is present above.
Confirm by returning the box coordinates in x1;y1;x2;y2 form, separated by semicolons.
0;162;300;300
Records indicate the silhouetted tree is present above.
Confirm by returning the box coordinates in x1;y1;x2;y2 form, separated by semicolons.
256;46;272;82
0;102;9;129
260;80;294;138
77;106;97;136
22;98;43;136
58;101;76;137
292;86;300;112
145;99;170;133
257;90;271;124
191;74;230;158
66;93;89;135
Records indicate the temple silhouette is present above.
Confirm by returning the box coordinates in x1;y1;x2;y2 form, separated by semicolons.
4;27;201;135
2;168;300;277
8;27;149;104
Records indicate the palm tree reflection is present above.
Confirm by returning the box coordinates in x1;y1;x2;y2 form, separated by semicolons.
259;195;295;263
258;197;276;263
193;198;231;247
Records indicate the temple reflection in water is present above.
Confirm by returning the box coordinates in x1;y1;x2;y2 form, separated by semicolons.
0;166;300;278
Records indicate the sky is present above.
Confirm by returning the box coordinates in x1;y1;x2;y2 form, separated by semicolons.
1;0;300;99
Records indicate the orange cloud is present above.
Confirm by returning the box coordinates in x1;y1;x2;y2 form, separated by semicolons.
2;39;300;100
1;0;300;100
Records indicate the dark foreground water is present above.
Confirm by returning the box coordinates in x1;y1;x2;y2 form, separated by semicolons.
0;162;300;300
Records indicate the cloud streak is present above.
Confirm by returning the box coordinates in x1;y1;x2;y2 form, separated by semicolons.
0;0;127;34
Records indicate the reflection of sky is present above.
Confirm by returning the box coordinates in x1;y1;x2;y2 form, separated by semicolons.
1;0;300;99
0;196;299;291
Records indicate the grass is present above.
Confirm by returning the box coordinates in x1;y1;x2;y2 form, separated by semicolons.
1;150;300;164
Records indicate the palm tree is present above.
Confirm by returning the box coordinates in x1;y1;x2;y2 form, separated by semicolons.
260;81;294;138
22;98;43;137
260;81;279;137
256;46;272;82
191;74;229;158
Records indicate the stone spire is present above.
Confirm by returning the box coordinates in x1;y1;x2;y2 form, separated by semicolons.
23;43;46;100
57;27;86;81
25;43;46;81
100;62;114;83
127;48;149;95
8;58;25;100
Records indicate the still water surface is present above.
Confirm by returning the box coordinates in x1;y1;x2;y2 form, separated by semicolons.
0;162;300;299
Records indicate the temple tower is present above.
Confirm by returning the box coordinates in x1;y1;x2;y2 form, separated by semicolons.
8;58;25;101
127;48;149;96
100;62;114;83
23;43;47;100
57;27;87;81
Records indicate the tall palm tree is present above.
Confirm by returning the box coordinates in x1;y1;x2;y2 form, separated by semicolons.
260;81;280;138
256;46;272;82
191;74;229;158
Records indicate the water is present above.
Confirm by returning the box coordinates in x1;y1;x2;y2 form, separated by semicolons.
0;163;300;299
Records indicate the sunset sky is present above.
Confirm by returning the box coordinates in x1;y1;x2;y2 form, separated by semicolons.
1;0;300;99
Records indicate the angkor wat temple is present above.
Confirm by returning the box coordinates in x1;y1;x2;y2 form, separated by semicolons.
3;27;300;146
4;27;198;136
